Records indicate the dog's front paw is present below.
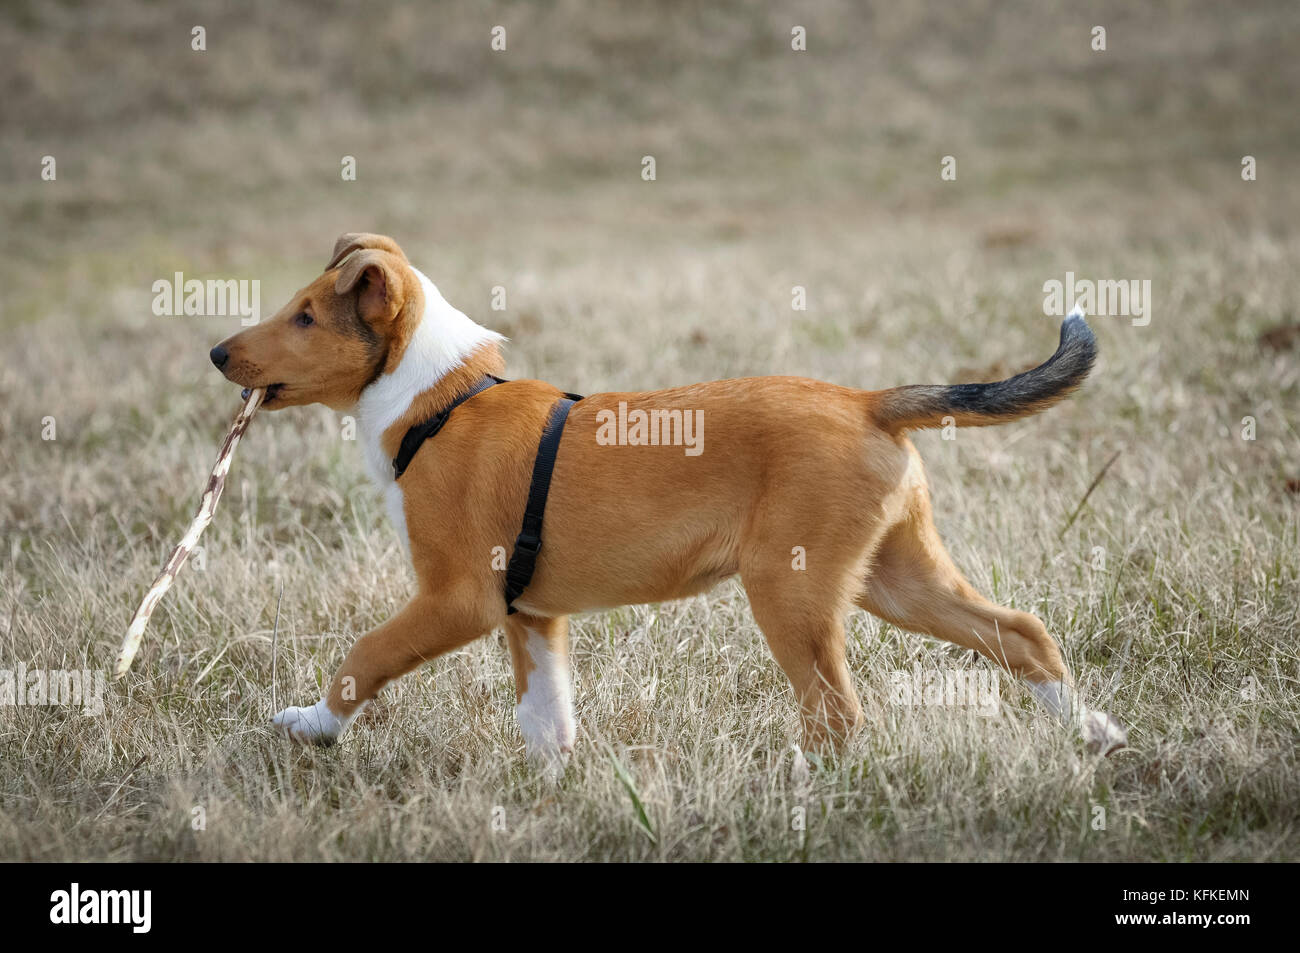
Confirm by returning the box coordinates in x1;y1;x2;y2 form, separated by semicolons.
1081;708;1128;756
272;700;345;745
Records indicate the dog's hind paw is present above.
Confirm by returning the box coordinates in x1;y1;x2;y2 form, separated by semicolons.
1082;708;1128;756
272;700;345;745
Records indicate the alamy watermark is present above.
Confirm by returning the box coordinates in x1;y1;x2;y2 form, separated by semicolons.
50;883;151;933
0;665;105;716
152;272;260;325
1043;271;1151;326
889;664;1000;716
595;402;704;456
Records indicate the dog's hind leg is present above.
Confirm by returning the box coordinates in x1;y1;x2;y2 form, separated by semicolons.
505;612;575;777
743;561;865;757
856;494;1126;753
273;592;493;745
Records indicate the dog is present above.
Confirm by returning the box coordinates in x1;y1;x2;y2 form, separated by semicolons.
210;232;1127;769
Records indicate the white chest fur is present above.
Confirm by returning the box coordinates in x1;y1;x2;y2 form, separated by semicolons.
355;268;505;547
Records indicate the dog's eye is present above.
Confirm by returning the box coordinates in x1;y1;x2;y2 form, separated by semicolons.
294;312;314;327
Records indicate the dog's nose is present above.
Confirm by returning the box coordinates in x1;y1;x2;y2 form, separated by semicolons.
209;345;229;369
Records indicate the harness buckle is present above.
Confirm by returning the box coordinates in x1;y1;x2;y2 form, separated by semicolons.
512;532;541;557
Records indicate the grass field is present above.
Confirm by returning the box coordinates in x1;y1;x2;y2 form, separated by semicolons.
1;0;1298;861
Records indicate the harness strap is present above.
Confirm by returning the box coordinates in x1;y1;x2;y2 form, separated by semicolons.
504;397;576;614
391;375;503;480
390;375;582;612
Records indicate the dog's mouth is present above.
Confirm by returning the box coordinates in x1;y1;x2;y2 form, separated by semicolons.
242;383;285;404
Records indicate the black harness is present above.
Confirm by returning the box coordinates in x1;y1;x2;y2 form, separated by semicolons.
391;375;582;615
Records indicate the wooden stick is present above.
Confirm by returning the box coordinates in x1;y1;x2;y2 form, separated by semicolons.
115;388;264;679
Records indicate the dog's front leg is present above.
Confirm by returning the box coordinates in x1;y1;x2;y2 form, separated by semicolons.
505;612;575;776
273;593;490;745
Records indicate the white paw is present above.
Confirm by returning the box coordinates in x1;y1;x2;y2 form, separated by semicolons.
272;700;345;745
1027;680;1127;755
1081;708;1128;755
521;720;574;781
515;628;576;780
789;745;812;789
527;744;573;783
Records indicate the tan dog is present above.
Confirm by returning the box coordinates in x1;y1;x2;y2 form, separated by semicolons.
211;232;1126;769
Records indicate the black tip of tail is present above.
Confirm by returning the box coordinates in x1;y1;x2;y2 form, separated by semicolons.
941;310;1097;420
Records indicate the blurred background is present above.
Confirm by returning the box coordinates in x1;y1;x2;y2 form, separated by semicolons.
1;0;1298;861
4;0;1296;579
4;0;1298;381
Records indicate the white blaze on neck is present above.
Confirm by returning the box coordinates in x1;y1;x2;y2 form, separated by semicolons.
355;267;505;542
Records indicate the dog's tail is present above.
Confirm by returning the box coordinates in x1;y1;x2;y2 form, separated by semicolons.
870;308;1097;434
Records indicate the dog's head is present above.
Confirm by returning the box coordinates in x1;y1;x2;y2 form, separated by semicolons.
209;233;424;410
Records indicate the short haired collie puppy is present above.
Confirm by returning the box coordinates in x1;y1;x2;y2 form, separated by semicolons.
210;233;1126;771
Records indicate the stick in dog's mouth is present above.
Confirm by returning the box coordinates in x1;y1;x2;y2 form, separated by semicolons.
242;383;283;403
114;387;265;679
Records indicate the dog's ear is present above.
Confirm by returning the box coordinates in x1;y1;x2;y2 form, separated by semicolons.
325;232;407;272
334;249;406;324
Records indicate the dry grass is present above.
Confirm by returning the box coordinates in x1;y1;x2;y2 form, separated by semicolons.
1;0;1298;861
